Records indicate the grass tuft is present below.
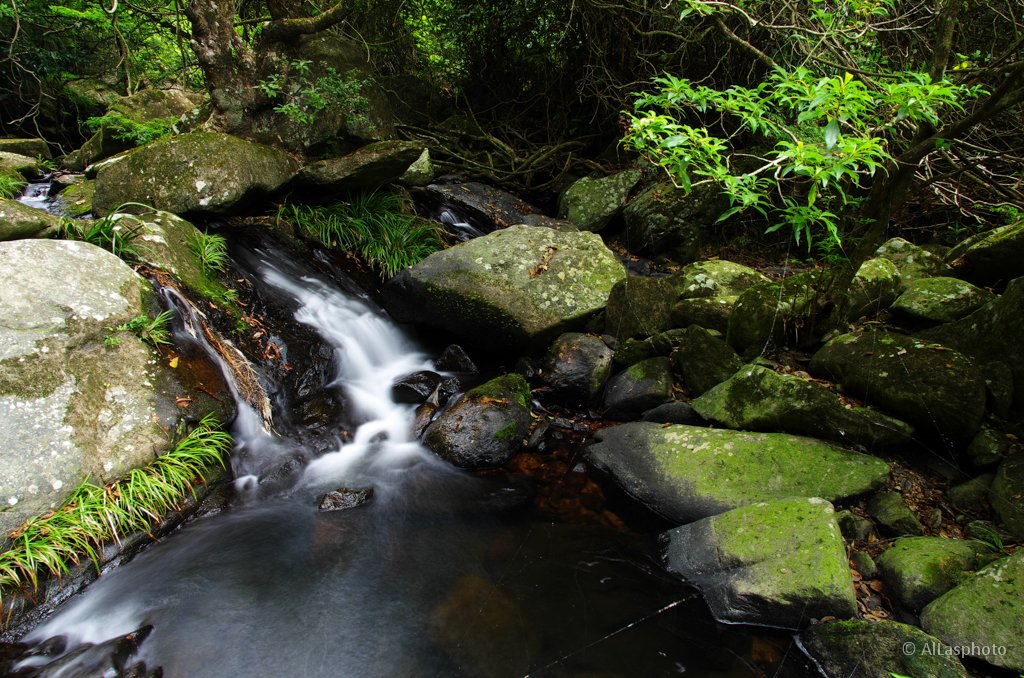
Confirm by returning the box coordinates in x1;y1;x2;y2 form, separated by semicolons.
188;230;229;275
0;172;27;199
114;310;173;347
283;191;444;278
0;414;232;605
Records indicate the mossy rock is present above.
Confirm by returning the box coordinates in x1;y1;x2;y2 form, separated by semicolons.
114;210;214;299
398;149;435;187
877;536;993;612
622;180;726;261
800;620;968;678
539;332;613;403
663;498;856;628
670;259;769;299
294;140;424;194
727;269;835;355
868;491;924;536
586;422;889;523
810;330;987;439
602;356;675;419
846;257;902;320
52;179;95;218
603;275;679;339
836;509;876;542
0;138;50;159
692;363;914;447
93;132;299;217
947;474;995;513
558;169;641;232
670;295;735;334
946;220;1024;288
671;324;744;396
874;237;953;286
0;198;60;241
0;151;45;180
990;453;1024;540
891;276;995;323
920;550;1024;672
384;226;626;353
966;425;1009;469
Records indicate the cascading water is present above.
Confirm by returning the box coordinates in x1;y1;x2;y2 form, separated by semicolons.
9;236;814;678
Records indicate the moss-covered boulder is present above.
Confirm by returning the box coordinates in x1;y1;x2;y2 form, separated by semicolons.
558;169;641;232
874;237;953;286
692;363;914;447
421;182;550;232
112;210;209;296
622;180;726;261
294;140;424;194
946;220;1024;288
398;149;435;187
921;550;1024;672
967;426;1009;469
539;333;613;404
671;325;744;396
670;295;735;334
990;454;1024;540
800;620;968;678
422;373;531;469
0;151;45;180
92;132;298;216
891;276;995;323
868;491;924;536
877;537;994;612
0;198;60;241
671;259;769;299
947;474;995;513
662;498;856;628
810;330;987;439
603;275;678;339
0;240;185;535
52;179;95;218
0;138;50;159
727;269;835;355
846;257;902;320
384;226;626;353
602;357;675;419
923;277;1024;411
586;422;888;523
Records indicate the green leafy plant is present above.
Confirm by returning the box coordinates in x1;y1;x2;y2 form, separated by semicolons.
84;111;177;146
283;192;444;278
188;230;229;274
0;173;27;199
114;310;173;348
55;211;147;261
0;414;231;604
257;61;373;129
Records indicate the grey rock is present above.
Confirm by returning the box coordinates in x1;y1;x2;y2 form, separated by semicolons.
867;492;924;536
558;169;641;232
602;357;674;419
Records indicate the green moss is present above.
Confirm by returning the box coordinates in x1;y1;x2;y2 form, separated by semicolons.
494;422;519;441
468;373;531;410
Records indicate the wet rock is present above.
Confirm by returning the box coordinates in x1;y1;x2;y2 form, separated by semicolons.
867;492;924;536
640;401;703;426
0;137;50;158
93;132;298;216
22;625;154;678
602;357;674;420
384;225;626;353
51;179;95;218
874;237;953;286
800;620;968;678
810;330;987;440
669;295;735;334
836;509;876;542
113;209;210;296
0;198;60;241
846;257;902;320
877;536;994;612
423;373;531;468
50;173;85;193
891;276;995;323
586;422;888;523
691;363;914;447
923;277;1024;411
421;182;548;231
558;169;641;232
622;180;726;261
946;219;1024;288
921;550;1024;672
294;140;423;194
539;332;614;403
391;370;444;404
990;453;1024;540
663;498;856;628
434;344;477;373
318;487;374;511
432;575;542;678
947;474;994;513
727;269;835;355
603;275;678;339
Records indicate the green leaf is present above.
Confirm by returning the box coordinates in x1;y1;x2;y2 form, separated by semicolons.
824;118;840;150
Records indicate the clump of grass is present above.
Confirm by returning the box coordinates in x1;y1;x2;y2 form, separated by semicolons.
0;172;27;199
55;203;158;261
112;310;173;348
188;230;229;274
0;414;231;603
284;191;444;278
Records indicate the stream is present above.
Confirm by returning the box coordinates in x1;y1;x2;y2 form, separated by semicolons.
7;194;818;676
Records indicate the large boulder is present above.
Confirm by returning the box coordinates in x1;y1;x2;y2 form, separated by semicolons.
558;170;641;232
727;269;835;355
622;180;726;261
874;237;953;285
876;536;995;612
0;151;45;179
113;210;209;294
671;259;769;299
946;220;1024;288
92;132;298;216
923;277;1024;411
692;364;914;447
662;498;856;628
0;138;50;159
800;620;968;678
384;226;626;353
586;422;889;523
422;374;531;469
293;140;424;194
0;198;60;241
921;551;1024;673
810;330;987;439
846;257;902;320
0;240;184;535
51;179;95;218
891;276;995;324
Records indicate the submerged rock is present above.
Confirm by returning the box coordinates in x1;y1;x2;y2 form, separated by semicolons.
586;422;888;523
318;487;374;511
691;363;914;447
92;132;298;216
800;620;968;678
662;498;856;628
891;276;995;323
921;550;1024;672
558;169;641;232
384;225;626;352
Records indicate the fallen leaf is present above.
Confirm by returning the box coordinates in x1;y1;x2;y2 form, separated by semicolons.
169;356;179;368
